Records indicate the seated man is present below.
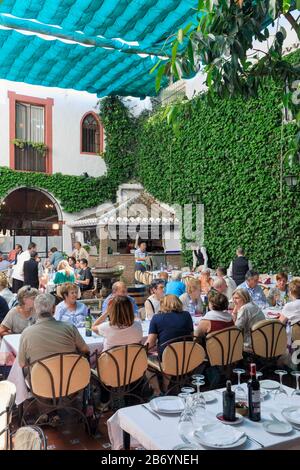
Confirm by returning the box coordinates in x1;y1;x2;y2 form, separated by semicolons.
19;293;89;368
0;253;11;272
101;281;138;316
239;270;267;307
211;278;228;296
76;258;94;292
216;266;237;300
165;271;186;297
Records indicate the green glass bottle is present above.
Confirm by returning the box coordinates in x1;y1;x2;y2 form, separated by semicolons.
85;309;92;337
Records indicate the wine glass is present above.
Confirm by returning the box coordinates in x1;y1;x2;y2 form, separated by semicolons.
233;368;247;403
178;392;193;418
177;410;196;449
191;375;205;400
191;377;206;430
274;370;288;400
291;371;300;397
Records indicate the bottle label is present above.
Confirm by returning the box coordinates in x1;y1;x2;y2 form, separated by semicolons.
251;390;261;413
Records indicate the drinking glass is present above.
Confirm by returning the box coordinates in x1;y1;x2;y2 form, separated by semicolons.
233;368;247;402
291;371;300;397
178;392;193;418
191;377;206;430
191;375;205;399
274;370;288;400
178;410;196;449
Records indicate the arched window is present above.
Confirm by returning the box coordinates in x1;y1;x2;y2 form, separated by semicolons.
81;112;103;154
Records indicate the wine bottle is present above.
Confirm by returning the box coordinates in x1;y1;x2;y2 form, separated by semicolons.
223;380;236;421
85;309;92;337
248;363;261;421
202;295;208;315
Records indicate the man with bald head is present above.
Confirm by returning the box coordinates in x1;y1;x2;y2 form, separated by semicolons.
101;281;139;315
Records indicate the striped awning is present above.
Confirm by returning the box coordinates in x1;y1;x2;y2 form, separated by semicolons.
0;0;199;97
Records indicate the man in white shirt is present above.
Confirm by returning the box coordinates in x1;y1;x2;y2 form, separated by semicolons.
12;242;37;293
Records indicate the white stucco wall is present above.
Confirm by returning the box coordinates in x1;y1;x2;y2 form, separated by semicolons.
0;80;108;176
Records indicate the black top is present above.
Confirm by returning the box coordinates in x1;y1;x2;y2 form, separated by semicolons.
0;296;9;322
148;311;194;358
232;256;249;286
23;259;39;289
79;267;94;291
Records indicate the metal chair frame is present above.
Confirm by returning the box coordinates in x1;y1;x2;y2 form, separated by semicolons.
148;335;206;395
21;352;91;434
95;343;148;409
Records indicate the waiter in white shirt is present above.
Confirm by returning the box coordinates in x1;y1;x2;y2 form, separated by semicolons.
12;242;37;293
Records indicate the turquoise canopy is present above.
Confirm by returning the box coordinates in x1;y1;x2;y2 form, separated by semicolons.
0;0;199;97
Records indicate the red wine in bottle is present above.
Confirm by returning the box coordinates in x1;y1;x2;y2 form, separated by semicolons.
223;380;236;421
248;363;261;421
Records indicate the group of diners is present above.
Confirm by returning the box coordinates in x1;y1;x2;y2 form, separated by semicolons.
0;241;94;299
1;272;300;399
1;238;300;402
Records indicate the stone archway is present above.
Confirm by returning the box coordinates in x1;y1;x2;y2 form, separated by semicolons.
0;187;63;257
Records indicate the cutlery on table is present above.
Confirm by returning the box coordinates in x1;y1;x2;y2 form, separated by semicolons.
141;404;161;420
245;434;264;448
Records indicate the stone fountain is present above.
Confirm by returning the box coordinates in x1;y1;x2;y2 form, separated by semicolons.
91;224;125;299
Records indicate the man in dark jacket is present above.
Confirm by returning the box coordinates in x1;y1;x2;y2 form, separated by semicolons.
228;247;252;286
23;251;39;289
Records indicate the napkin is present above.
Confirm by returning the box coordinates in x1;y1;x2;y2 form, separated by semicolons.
152;397;184;412
196;424;244;447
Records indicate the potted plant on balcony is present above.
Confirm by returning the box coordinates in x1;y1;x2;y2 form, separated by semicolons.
12;139;48;157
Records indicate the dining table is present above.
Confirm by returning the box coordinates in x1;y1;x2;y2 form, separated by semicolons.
107;385;300;450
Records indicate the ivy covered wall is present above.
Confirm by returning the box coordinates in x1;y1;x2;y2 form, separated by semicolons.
136;50;300;273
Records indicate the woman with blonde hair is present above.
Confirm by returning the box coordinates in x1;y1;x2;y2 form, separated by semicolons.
180;279;203;316
199;268;213;294
92;296;143;351
145;295;194;396
279;279;300;326
0;285;38;336
146;295;194;359
53;260;75;285
232;288;264;350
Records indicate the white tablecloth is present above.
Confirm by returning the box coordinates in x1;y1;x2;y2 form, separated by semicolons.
0;321;151;406
107;386;300;450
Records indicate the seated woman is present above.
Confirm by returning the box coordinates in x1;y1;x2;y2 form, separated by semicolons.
199;268;213;294
92;296;143;351
55;282;88;328
53;260;75;285
194;291;234;338
0;286;38;336
145;295;194;395
180;279;203;316
267;272;288;306
165;271;186;297
232;288;265;351
144;280;165;320
279;279;300;326
0;272;15;308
